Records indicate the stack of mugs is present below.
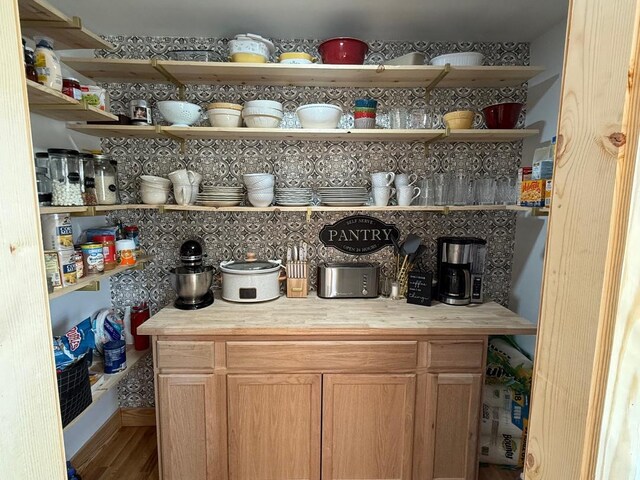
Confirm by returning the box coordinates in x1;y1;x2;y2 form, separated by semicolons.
371;171;421;206
168;169;202;206
243;173;275;207
139;175;171;204
354;98;377;129
394;173;421;206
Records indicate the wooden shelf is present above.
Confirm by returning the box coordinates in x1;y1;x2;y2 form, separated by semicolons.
18;0;113;50
61;57;543;88
48;255;151;300
63;346;149;431
40;205;88;214
39;204;158;215
164;205;514;213
67;124;538;143
27;80;118;122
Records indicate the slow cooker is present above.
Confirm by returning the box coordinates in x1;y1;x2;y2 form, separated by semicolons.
219;255;283;303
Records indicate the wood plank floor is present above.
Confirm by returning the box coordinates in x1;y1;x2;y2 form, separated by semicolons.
76;425;522;480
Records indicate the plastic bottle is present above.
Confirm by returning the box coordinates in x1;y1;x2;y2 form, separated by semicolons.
34;37;62;91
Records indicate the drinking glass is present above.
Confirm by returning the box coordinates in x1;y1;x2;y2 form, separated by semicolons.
434;172;449;206
417;178;435;206
389;107;408;129
451;170;470;206
495;177;518;204
475;177;497;205
408;108;427;129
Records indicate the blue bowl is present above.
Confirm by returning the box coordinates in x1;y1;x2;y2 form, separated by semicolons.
354;98;378;108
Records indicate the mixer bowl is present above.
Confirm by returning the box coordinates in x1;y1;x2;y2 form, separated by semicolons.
170;266;215;304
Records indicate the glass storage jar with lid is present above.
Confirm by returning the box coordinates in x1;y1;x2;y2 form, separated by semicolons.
48;148;83;206
94;155;120;205
35;167;52;206
34;152;49;172
80;153;97;205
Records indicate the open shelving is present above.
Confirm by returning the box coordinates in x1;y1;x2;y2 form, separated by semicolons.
63;346;149;431
26;80;118;122
18;0;113;50
61;57;543;89
66;124;538;143
48;255;151;300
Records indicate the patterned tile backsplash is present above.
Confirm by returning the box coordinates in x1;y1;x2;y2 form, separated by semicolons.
111;36;528;408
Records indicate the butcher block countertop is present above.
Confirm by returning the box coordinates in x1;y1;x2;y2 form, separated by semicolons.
139;293;536;337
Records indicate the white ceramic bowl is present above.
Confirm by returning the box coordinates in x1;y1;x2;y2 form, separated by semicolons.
279;58;314;64
140;175;171;187
248;192;274;207
243;114;282;128
228;39;270;59
296;103;343;129
246;180;275;190
243;173;275;185
246;186;274;194
141;189;169;205
207;109;242;127
242;106;284;118
244;100;283;111
158;101;203;127
430;52;484;66
141;184;171;193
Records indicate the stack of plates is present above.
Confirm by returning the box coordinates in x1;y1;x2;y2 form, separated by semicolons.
317;187;370;206
196;186;244;207
275;188;313;206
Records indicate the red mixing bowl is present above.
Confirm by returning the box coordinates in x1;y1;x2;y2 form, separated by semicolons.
482;102;524;129
318;37;369;64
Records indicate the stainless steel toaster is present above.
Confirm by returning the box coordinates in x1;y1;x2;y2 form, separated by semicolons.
317;262;380;298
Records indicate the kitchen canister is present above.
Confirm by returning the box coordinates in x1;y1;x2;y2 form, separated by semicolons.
48;149;83;206
81;243;105;274
93;155;119;205
93;234;116;271
41;213;74;249
116;239;137;266
45;248;77;287
129;99;152;125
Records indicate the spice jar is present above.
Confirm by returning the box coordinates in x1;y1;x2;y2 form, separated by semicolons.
80;153;97;206
62;77;82;101
81;243;104;274
93;234;116;271
35;167;52;206
129;99;151;125
124;225;140;253
48;148;83;206
94;155;119;205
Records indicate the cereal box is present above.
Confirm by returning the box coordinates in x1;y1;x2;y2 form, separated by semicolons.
545;180;552;207
520;180;546;207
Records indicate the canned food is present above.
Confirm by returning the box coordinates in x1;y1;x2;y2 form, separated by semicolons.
81;243;105;274
74;246;84;279
41;213;74;249
45;248;77;287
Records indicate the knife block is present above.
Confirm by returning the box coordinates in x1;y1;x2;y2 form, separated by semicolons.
286;261;308;298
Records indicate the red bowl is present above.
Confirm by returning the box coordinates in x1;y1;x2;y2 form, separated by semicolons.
482;102;524;129
318;37;369;65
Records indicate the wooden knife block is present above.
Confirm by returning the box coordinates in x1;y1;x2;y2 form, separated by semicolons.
286;261;308;298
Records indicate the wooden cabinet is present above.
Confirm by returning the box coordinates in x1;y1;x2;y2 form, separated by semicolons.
154;338;485;480
421;373;483;480
157;374;218;480
227;374;321;480
322;374;416;480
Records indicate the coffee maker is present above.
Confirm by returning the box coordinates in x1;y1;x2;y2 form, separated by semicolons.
437;236;487;305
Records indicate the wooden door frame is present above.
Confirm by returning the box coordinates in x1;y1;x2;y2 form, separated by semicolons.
527;0;640;478
0;0;67;477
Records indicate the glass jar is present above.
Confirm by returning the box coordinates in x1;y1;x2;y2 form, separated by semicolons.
80;153;97;206
94;155;119;205
48;148;83;206
124;225;140;253
34;152;49;172
35;167;52;206
24;43;38;83
62;77;82;101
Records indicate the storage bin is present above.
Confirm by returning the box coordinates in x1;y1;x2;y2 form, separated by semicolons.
57;355;92;427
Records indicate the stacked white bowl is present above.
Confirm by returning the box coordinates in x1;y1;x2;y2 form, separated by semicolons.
242;100;283;128
207;102;243;127
295;103;343;129
243;173;275;207
140;175;171;204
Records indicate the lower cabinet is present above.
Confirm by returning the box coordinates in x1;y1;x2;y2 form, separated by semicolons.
227;374;321;480
155;339;485;480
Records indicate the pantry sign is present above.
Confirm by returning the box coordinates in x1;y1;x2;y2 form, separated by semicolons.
319;215;400;255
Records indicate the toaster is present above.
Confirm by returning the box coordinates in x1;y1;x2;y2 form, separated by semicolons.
317;262;380;298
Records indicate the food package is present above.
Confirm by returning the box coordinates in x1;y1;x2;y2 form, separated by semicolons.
92;308;125;355
545;180;552;207
519;179;547;207
84;226;119;243
532;159;553;180
53;318;95;370
486;337;533;393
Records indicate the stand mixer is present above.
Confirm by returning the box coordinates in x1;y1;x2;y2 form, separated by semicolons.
170;240;214;310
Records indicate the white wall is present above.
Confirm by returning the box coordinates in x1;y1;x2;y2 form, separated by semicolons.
510;19;567;357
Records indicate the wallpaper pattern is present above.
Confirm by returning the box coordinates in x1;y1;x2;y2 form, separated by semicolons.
105;36;529;408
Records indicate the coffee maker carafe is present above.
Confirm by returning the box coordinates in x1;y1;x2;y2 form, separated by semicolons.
437;236;487;305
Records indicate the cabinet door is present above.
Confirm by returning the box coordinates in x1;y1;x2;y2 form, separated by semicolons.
422;373;482;480
322;374;416;480
157;374;218;480
227;374;321;480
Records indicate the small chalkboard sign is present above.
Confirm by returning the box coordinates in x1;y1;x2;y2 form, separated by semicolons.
406;271;432;306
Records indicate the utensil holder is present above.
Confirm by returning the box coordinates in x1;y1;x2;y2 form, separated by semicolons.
286;261;308;298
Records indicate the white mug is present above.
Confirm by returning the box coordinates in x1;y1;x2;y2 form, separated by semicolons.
371;171;395;187
372;186;395;206
189;180;201;204
395;173;417;187
168;169;190;184
188;170;202;186
397;185;421;206
174;184;193;205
